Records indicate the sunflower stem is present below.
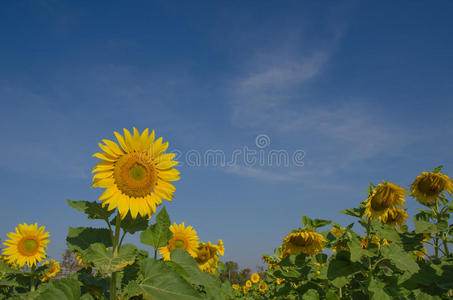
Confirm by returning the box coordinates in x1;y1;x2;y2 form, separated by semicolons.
110;214;122;300
30;265;36;292
154;248;157;260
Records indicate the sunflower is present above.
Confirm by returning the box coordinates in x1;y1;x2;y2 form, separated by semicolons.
281;230;325;257
232;284;240;291
331;227;345;237
40;259;60;282
411;172;453;206
245;280;252;288
242;285;249;293
258;281;268;293
251;273;260;283
159;222;199;261
2;223;49;267
414;247;427;260
92;128;180;219
364;181;406;220
360;236;381;249
276;278;285;285
195;240;224;273
382;208;409;228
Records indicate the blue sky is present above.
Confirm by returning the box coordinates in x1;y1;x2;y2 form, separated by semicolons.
1;0;453;269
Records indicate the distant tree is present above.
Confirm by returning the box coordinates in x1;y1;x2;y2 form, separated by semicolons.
60;249;83;277
220;261;239;283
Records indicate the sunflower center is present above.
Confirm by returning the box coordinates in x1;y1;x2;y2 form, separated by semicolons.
113;153;158;198
174;240;185;249
18;237;39;256
129;163;147;181
289;235;310;247
418;176;443;196
196;246;211;264
370;187;393;211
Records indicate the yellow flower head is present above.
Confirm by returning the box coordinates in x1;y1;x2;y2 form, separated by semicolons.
92;128;180;219
245;280;252;288
232;284;240;290
158;222;199;261
332;241;350;253
242;285;249;293
331;227;345;237
195;240;224;273
276;278;285;285
282;230;325;257
40;259;60;282
2;223;50;267
251;273;260;283
364;181;406;220
360;236;381;249
410;172;453;206
414;247;427;260
382;208;409;228
258;281;268;293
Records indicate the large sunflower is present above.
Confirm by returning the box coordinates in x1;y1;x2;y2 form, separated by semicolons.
2;223;49;267
159;222;199;261
364;181;406;220
410;172;453;206
92;128;180;219
195;240;224;273
281;230;325;257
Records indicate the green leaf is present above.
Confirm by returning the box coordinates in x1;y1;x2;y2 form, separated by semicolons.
327;254;362;288
340;207;363;218
66;199;113;220
368;279;391;300
302;215;313;228
381;244;419;274
302;289;319;300
137;258;202;300
170;249;227;300
312;218;331;229
371;221;402;243
326;290;340;300
66;227;113;253
432;165;443;173
82;243;137;275
140;206;172;249
36;278;81;300
414;213;436;234
111;213;149;234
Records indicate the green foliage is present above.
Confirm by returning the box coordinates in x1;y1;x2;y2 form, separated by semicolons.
66;199;113;221
82;243;138;275
140;206;173;249
66;227;113;253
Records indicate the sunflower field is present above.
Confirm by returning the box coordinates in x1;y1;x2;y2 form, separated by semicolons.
1;128;453;299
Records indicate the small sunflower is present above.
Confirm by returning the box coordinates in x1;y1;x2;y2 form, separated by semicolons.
245;280;252;288
159;222;199;261
360;236;381;249
258;281;268;293
382;208;409;228
40;259;60;282
92;128;180;219
2;223;50;267
331;227;345;237
232;284;240;290
282;230;325;257
251;273;260;283
414;247;427;260
276;278;285;285
411;171;453;206
242;285;249;293
195;240;224;273
364;181;406;220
